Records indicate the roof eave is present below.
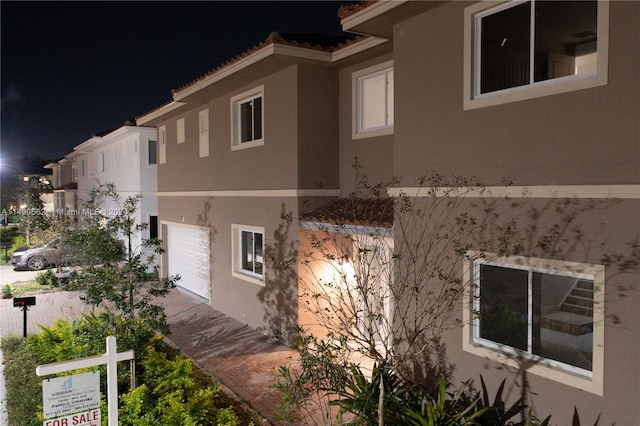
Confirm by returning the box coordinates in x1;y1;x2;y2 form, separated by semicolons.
137;101;187;126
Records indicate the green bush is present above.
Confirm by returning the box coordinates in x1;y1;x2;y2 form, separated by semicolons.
217;407;240;426
1;284;12;299
119;345;227;425
1;337;42;426
3;314;259;425
35;269;60;287
8;234;27;257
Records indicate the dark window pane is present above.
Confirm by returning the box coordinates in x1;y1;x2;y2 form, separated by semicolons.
479;264;529;351
240;101;253;143
534;273;593;370
241;231;252;271
148;140;157;165
254;232;263;274
534;1;597;83
480;1;531;93
149;216;158;240
253;97;262;140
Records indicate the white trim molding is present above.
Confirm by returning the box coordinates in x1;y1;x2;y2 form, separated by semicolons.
158;189;341;198
389;185;640;199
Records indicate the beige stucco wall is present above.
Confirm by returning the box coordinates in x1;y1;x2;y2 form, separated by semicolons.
390;194;639;425
385;1;640;423
393;1;639;187
160;195;301;338
338;53;395;194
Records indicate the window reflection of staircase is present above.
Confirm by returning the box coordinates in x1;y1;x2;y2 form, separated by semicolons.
540;280;594;336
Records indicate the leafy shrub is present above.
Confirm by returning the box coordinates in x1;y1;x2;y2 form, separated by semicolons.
35;269;60;287
1;284;12;299
119;345;228;425
1;337;42;426
217;407;240;426
8;234;27;257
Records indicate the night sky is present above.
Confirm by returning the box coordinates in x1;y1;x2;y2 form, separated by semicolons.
1;1;351;164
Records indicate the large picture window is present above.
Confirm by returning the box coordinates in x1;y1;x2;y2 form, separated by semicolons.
464;0;608;109
231;86;264;150
463;253;604;394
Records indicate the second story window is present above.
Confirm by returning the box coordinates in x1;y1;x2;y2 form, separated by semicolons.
177;118;185;144
99;152;105;173
199;109;209;157
464;0;608;109
231;86;264;150
353;61;394;139
159;125;167;164
148;140;157;165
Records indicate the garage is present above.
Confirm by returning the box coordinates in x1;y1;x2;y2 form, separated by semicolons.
166;224;210;300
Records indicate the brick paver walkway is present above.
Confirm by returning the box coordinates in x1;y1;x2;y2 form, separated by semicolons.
0;288;309;425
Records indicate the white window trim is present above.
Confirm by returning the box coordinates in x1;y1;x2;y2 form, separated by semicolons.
231;224;265;286
199;109;209;158
462;251;604;395
352;60;394;139
158;125;167;165
230;85;264;151
177;117;185;144
463;1;609;110
99;152;105;173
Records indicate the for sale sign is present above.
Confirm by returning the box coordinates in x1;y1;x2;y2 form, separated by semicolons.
42;408;100;426
42;371;100;419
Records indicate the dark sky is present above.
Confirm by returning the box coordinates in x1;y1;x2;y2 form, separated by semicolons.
0;1;351;163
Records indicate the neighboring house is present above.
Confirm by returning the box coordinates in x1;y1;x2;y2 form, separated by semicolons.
19;172;54;212
137;1;639;424
66;124;159;253
44;158;77;214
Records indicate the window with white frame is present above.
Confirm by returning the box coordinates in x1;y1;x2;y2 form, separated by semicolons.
231;86;263;150
99;152;105;173
463;253;604;394
199;109;209;157
177;118;185;144
158;126;167;164
148;140;157;165
464;0;608;109
232;224;264;284
353;61;394;139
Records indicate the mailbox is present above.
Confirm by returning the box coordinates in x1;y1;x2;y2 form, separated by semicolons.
13;296;36;307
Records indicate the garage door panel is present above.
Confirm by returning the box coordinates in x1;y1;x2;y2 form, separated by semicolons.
167;225;210;300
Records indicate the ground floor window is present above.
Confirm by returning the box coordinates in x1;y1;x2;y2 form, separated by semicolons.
463;253;604;394
232;224;264;284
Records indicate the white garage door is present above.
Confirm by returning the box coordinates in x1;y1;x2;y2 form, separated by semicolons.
167;225;210;300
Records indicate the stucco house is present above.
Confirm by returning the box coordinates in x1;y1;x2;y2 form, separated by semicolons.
137;1;639;423
44;158;77;214
67;124;159;250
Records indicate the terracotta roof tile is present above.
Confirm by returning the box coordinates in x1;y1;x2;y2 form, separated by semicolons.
301;198;394;228
170;31;362;96
338;1;376;19
137;28;368;121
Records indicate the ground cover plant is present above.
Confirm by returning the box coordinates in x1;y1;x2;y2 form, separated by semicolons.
1;314;259;426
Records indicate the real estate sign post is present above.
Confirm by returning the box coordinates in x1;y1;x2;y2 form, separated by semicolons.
36;336;134;426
